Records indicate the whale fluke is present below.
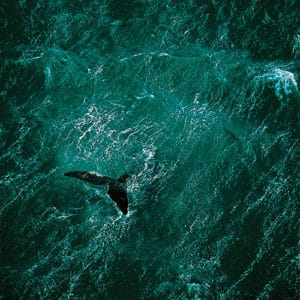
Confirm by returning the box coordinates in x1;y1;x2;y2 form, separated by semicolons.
64;171;129;214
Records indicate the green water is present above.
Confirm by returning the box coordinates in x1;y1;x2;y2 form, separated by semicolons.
0;1;299;299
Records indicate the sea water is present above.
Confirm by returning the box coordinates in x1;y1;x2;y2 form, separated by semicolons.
0;1;299;299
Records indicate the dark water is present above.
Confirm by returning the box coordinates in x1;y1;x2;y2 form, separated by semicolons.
1;1;299;299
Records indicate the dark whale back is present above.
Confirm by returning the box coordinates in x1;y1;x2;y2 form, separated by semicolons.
64;171;129;214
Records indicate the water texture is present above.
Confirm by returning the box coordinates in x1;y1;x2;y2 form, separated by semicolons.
0;1;299;299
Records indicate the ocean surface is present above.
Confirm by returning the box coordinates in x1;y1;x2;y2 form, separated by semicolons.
0;1;299;299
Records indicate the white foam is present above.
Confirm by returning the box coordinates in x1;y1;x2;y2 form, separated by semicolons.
273;69;298;99
256;68;299;101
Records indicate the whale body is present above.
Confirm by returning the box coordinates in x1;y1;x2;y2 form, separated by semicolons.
64;171;129;214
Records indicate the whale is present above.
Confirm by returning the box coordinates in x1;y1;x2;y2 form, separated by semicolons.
64;171;129;214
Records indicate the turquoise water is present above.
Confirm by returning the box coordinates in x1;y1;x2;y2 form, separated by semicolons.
1;1;299;299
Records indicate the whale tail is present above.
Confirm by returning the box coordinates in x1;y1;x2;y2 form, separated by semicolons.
117;173;130;183
64;171;129;214
64;171;114;185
